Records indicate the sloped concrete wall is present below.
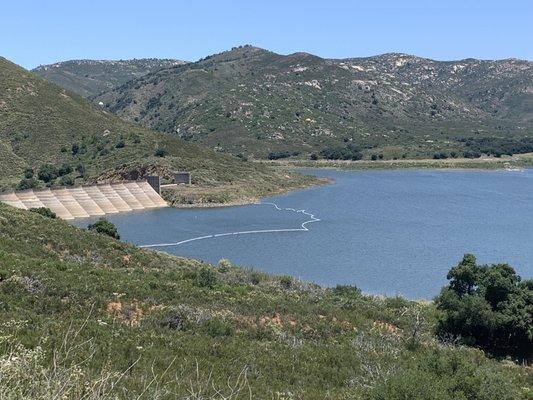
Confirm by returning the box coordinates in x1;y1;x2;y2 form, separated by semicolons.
0;180;167;220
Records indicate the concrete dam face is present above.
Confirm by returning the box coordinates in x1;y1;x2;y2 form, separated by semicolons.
0;181;167;220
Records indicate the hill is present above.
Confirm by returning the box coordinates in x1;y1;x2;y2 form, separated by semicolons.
0;56;313;203
32;58;187;97
0;202;530;399
91;46;533;159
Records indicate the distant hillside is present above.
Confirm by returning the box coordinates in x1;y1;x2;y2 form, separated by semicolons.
0;56;312;200
33;58;187;97
92;46;533;159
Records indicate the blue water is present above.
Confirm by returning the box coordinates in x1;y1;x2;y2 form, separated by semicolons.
75;169;533;299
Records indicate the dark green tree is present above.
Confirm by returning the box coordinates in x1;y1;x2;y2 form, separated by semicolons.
436;254;532;361
87;218;120;240
37;164;59;183
30;207;56;219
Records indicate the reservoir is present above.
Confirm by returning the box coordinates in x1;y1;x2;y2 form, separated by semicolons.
75;169;533;299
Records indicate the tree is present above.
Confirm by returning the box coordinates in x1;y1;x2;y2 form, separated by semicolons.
17;178;39;190
30;207;56;219
37;164;59;183
436;254;532;361
87;219;120;240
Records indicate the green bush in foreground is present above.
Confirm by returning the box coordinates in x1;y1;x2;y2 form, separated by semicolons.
87;218;120;239
436;254;533;361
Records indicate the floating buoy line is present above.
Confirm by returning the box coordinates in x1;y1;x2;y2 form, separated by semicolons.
139;202;321;248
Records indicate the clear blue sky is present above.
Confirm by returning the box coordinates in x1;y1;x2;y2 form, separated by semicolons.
2;0;532;69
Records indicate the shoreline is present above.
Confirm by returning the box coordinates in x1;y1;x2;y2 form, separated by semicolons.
163;176;330;209
260;152;533;171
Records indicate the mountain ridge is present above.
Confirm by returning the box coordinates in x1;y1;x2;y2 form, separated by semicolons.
87;46;533;158
33;58;188;97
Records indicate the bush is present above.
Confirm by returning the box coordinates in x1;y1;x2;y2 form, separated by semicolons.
196;268;216;288
310;153;318;161
59;176;74;186
279;275;293;289
17;178;38;190
267;151;300;160
37;164;59;183
435;254;532;361
23;168;34;179
58;164;72;176
321;144;362;161
30;207;56;219
154;148;168;157
87;219;120;239
115;140;125;149
217;259;231;273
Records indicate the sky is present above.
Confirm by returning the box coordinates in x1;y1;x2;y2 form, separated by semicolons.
2;0;532;69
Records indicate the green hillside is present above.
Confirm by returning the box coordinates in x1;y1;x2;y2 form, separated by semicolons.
0;57;313;202
33;58;187;97
92;46;533;159
0;203;530;399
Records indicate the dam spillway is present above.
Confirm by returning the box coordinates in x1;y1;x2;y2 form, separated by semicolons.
0;181;167;220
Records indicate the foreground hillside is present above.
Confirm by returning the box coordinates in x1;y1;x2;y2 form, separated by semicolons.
0;203;530;399
92;46;533;159
33;58;187;97
0;57;313;203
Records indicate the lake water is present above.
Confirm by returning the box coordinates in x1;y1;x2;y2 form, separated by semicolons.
75;169;533;299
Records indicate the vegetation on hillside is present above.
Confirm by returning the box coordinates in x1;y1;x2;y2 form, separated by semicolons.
0;56;315;204
33;58;187;97
0;203;531;399
89;46;533;159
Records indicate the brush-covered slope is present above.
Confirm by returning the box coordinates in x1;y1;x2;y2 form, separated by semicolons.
33;58;187;97
94;46;533;158
0;56;312;199
0;203;530;399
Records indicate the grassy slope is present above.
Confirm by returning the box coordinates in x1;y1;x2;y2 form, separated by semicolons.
0;57;314;201
0;203;530;399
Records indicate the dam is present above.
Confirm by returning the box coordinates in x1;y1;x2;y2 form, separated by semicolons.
0;180;167;220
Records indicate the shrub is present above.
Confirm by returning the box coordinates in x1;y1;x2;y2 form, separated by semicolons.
321;144;362;161
371;154;378;161
310;153;318;161
58;164;72;176
37;164;59;183
23;168;34;179
218;259;232;273
154;148;168;157
17;178;38;190
332;284;361;298
30;207;56;219
59;176;74;186
267;151;300;160
115;140;125;149
279;275;293;289
196;268;216;288
87;218;120;239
